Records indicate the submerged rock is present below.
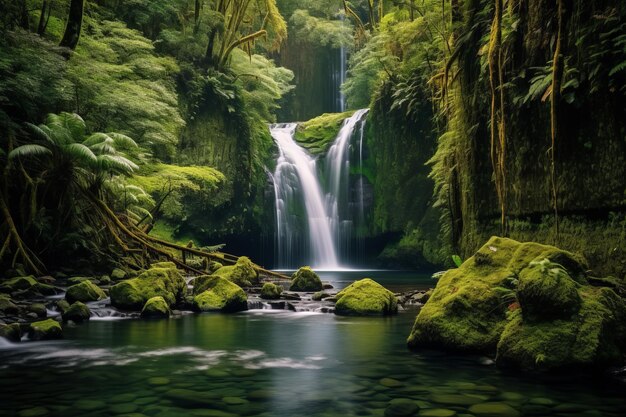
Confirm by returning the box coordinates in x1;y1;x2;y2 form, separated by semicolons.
213;256;258;287
65;280;106;304
289;266;322;292
141;296;171;318
334;279;398;316
193;276;247;313
260;282;283;300
407;236;626;371
110;265;185;310
62;302;91;323
29;319;62;340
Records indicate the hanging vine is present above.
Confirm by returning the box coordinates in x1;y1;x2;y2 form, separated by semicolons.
488;0;508;236
550;0;564;242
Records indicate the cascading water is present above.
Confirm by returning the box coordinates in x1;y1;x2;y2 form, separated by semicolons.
325;109;369;261
270;110;370;269
270;124;339;269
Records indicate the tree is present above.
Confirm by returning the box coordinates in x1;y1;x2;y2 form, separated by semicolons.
59;0;85;50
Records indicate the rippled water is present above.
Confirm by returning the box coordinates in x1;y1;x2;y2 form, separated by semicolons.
1;271;625;417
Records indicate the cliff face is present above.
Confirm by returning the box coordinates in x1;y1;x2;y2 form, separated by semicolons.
439;0;626;275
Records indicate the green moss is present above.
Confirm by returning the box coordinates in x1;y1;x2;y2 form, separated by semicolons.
150;261;178;269
213;256;258;287
0;323;21;342
334;278;398;316
407;237;592;352
191;275;219;295
29;319;63;340
110;266;186;310
0;275;37;291
517;259;581;321
497;287;626;371
192;276;247;313
294;111;354;154
65;280;106;304
260;282;283;300
111;268;127;281
289;266;323;292
0;295;18;313
129;163;225;195
62;302;91;323
141;296;171;318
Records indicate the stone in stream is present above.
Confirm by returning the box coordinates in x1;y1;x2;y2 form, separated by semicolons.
141;296;171;318
65;280;106;303
0;295;18;314
0;322;21;342
109;403;139;414
111;268;127;281
192;276;248;313
110;265;186;310
379;377;403;388
164;389;221;407
289;266;323;291
148;377;171;386
212;256;259;288
418;409;457;417
17;407;49;417
61;301;91;323
334;279;398;316
28;303;47;318
468;402;521;417
74;399;106;411
28;319;62;340
384;398;420;417
430;394;482;407
259;282;283;300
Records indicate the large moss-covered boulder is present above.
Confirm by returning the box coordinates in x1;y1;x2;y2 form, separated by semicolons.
141;296;171;318
65;280;106;304
191;275;220;295
334;279;398;316
497;286;626;371
289;266;322;292
29;319;62;340
408;236;626;371
213;257;258;287
62;302;91;323
110;266;185;310
192;276;247;313
260;282;283;300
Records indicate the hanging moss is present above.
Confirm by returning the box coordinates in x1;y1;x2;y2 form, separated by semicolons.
294;111;354;154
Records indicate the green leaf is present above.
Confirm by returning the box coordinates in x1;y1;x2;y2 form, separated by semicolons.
9;144;52;159
452;254;463;268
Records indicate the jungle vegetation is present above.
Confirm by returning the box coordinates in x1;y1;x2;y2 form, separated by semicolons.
1;0;625;276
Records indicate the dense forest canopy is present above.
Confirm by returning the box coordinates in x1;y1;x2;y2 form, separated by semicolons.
0;0;625;276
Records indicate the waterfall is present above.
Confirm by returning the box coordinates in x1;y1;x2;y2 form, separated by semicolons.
270;124;339;269
270;110;370;269
325;109;369;261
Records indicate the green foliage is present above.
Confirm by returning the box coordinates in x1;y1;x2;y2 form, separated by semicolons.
294;111;354;154
290;9;353;49
451;255;463;268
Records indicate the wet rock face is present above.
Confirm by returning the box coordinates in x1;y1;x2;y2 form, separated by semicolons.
407;236;626;372
65;280;106;304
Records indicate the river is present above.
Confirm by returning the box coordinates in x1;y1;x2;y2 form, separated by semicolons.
1;270;625;417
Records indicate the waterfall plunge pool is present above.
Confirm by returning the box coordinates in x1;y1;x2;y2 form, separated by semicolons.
2;270;626;417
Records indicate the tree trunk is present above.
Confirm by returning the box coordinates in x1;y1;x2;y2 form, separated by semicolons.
19;0;30;30
37;1;48;35
59;0;85;51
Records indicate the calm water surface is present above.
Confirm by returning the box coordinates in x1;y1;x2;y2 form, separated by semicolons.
1;270;625;417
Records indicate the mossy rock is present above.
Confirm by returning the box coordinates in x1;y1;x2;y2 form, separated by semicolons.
517;259;581;321
407;237;590;353
312;291;331;301
0;275;37;292
497;286;626;371
29;319;62;340
67;276;95;286
191;275;221;295
260;282;283;300
0;294;18;314
384;398;420;417
141;296;171;318
56;299;70;314
294;111;355;154
335;279;398;316
213;256;258;287
62;302;91;323
207;261;223;274
111;268;127;281
289;267;322;292
0;323;21;342
110;266;185;310
192;276;247;313
28;303;47;318
151;261;178;269
65;280;106;304
467;402;520;417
